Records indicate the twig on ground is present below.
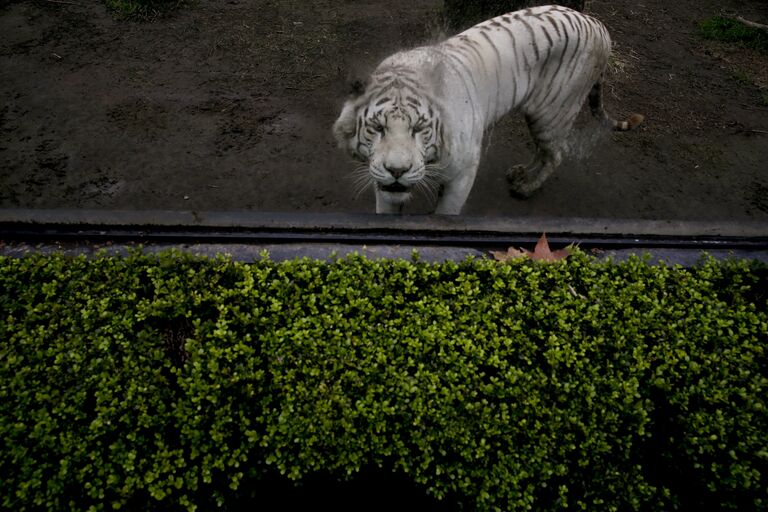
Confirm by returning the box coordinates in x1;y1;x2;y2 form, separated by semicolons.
45;0;83;5
740;104;768;112
734;16;768;31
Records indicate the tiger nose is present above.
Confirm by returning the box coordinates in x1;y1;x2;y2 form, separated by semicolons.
384;164;412;179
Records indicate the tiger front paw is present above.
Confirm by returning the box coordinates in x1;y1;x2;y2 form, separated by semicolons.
506;165;537;198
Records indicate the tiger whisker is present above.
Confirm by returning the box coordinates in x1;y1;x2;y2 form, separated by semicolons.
350;178;368;190
350;176;370;190
353;180;373;200
352;180;373;198
347;168;370;184
415;175;440;206
416;182;437;206
425;162;449;174
346;165;375;200
351;176;373;200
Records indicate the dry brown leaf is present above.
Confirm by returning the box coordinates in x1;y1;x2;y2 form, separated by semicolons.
490;246;529;262
529;233;572;262
492;233;572;263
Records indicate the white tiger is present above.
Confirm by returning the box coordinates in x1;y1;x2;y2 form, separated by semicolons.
333;5;643;215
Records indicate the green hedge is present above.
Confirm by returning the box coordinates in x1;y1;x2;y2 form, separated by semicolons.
1;251;766;511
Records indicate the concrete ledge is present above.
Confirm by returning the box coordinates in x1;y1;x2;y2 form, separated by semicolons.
2;208;767;238
1;210;767;264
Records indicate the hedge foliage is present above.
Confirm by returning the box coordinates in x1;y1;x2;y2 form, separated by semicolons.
1;250;766;511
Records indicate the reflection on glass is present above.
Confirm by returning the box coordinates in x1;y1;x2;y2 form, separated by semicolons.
1;0;766;222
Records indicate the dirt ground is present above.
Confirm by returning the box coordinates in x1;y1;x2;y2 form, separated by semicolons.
1;0;767;221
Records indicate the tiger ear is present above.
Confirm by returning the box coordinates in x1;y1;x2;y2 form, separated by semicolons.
332;98;360;151
333;73;369;156
348;78;367;97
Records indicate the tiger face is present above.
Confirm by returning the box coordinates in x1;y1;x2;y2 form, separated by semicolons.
334;87;442;206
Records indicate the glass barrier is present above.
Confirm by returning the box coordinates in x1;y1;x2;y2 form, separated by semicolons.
1;0;766;228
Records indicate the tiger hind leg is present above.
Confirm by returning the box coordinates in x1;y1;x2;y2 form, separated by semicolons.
507;79;645;198
589;80;644;131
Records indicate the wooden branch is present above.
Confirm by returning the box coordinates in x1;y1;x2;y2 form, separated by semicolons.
741;103;768;112
735;16;768;31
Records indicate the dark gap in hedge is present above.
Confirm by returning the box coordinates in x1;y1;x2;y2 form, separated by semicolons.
223;467;461;512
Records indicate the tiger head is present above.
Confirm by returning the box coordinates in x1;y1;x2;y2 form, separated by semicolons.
333;84;442;207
